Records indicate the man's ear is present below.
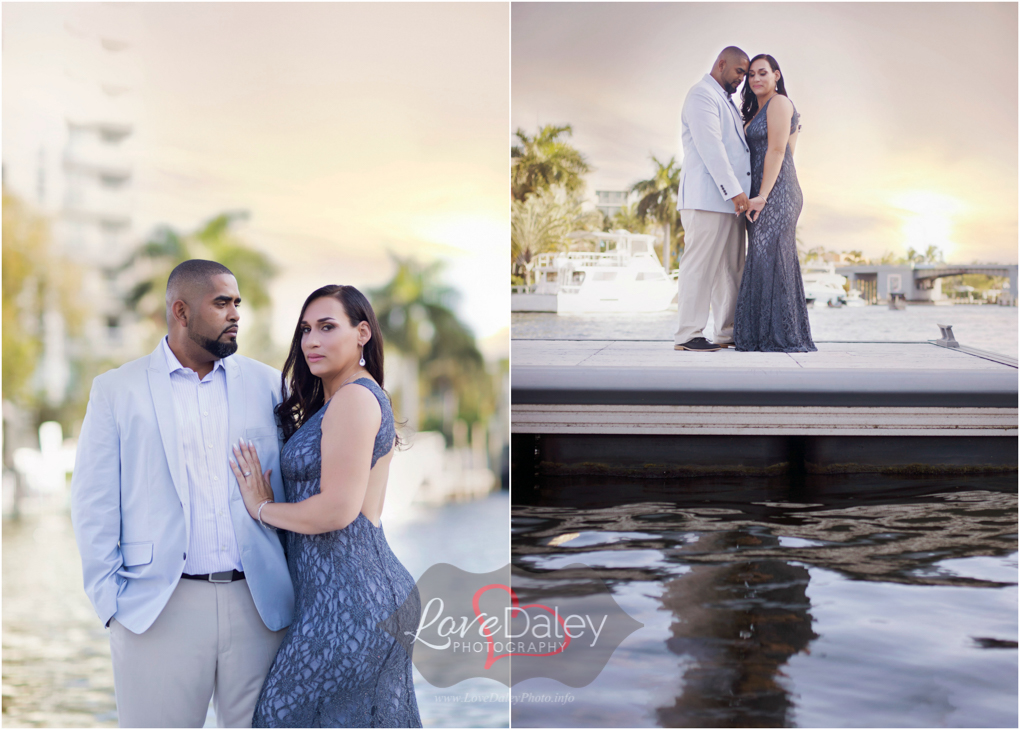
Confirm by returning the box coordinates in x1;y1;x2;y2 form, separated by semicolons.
171;299;189;327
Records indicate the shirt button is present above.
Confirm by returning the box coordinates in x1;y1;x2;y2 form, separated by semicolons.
207;443;213;449
213;476;218;481
218;509;224;516
203;412;209;417
220;545;227;551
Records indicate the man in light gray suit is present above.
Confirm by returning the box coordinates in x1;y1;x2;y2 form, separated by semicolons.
71;260;294;727
674;46;752;352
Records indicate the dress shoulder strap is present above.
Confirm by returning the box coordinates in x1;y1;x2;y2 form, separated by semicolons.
351;378;395;467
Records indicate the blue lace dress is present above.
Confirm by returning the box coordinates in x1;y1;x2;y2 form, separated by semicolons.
733;96;817;352
252;379;422;728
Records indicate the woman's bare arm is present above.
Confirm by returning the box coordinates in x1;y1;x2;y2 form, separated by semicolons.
248;384;380;535
757;95;794;201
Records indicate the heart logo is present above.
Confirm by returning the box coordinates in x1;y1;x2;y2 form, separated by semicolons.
472;583;571;669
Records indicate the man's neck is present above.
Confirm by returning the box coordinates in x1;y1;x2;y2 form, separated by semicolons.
166;335;216;379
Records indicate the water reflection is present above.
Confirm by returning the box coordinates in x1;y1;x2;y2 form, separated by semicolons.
511;476;1017;727
3;492;510;729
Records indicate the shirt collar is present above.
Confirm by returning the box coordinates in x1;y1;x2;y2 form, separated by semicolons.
162;336;225;377
704;73;733;102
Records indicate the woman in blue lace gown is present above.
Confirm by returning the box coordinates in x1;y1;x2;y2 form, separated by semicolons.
230;285;421;728
734;54;817;353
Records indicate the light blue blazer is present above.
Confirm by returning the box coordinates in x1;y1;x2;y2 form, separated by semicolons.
677;74;753;214
70;342;295;634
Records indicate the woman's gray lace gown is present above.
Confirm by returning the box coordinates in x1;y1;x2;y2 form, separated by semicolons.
734;96;817;352
252;379;422;728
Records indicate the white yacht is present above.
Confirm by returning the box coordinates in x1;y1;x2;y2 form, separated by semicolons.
511;230;677;313
801;262;849;307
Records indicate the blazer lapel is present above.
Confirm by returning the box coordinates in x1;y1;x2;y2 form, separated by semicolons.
701;77;747;144
147;344;189;508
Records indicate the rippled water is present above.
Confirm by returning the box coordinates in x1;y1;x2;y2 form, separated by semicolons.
512;305;1018;358
510;476;1018;727
2;491;510;728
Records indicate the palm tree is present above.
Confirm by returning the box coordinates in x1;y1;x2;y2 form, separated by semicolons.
631;156;682;272
511;125;592;202
121;211;278;358
610;203;651;234
511;190;571;286
368;255;492;436
511;188;601;286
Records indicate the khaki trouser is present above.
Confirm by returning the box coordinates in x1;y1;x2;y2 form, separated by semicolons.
674;208;746;345
110;578;285;728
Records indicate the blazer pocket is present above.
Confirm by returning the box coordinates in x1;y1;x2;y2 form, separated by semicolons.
245;426;278;441
121;541;154;567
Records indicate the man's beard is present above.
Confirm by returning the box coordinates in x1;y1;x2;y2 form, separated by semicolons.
188;322;238;358
724;80;740;95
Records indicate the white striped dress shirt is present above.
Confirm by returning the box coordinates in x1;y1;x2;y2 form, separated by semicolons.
161;337;243;575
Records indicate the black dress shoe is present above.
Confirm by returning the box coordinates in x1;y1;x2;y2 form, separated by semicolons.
674;337;722;352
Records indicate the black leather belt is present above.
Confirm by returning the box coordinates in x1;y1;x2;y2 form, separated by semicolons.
182;570;245;583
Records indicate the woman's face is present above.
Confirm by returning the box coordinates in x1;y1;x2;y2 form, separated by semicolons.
299;296;369;378
747;59;780;97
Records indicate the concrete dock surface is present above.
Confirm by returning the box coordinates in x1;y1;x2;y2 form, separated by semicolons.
511;341;1017;475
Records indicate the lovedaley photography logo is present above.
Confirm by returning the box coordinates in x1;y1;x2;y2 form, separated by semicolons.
379;563;643;687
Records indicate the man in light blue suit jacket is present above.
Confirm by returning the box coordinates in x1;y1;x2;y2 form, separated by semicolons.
674;46;753;352
71;260;294;727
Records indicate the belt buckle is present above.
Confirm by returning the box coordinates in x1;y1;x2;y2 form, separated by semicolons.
208;571;233;583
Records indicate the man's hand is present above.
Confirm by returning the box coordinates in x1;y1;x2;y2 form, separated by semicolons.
731;192;750;215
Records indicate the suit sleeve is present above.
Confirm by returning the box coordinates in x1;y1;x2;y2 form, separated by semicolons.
70;377;123;627
685;88;744;202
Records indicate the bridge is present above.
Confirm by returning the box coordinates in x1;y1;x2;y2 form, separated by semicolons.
834;263;1018;304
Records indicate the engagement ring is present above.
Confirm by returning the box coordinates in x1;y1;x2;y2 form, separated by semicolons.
244;471;252;477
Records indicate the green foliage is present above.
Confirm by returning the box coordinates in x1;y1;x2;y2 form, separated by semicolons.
511;188;599;284
122;211;279;361
2;188;96;438
2;189;85;408
511;125;593;202
842;250;867;264
631;156;683;268
368;255;495;434
610;203;650;235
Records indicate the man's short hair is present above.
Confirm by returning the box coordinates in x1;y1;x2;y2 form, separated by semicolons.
719;46;749;65
165;259;234;324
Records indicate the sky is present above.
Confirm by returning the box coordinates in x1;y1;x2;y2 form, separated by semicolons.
512;2;1018;264
3;3;510;353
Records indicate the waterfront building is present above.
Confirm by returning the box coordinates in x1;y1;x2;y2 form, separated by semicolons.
836;263;1018;305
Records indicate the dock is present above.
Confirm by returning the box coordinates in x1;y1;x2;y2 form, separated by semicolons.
511;340;1018;483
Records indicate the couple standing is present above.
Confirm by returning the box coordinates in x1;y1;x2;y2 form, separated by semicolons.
674;46;816;353
71;260;421;727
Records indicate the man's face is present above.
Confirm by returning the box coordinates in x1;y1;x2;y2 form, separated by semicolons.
187;273;241;359
721;57;748;95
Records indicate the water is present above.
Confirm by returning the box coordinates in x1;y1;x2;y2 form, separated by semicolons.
512;305;1018;358
510;476;1018;727
2;491;510;728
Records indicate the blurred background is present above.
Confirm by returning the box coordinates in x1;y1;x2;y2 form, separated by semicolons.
3;4;509;727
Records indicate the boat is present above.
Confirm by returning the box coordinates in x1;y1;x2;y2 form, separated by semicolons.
844;288;868;307
511;230;677;313
802;262;848;307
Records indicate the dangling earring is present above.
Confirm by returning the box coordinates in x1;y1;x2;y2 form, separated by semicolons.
359;345;366;368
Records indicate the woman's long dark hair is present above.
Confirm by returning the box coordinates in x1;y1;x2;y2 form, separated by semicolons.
276;284;389;441
740;54;788;124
